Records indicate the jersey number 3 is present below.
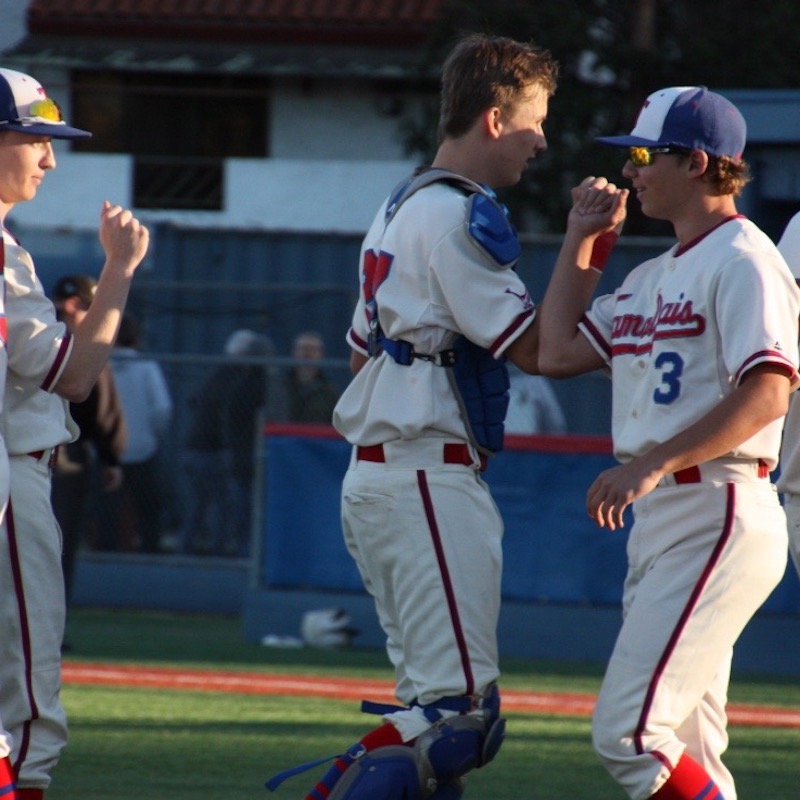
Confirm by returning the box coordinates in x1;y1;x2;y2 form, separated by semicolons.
653;351;684;404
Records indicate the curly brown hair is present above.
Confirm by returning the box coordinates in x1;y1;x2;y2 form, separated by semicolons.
437;33;559;143
704;155;751;197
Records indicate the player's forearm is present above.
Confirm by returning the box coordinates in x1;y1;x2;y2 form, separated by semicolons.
54;272;134;401
635;368;791;478
537;227;602;376
538;178;626;376
55;336;118;402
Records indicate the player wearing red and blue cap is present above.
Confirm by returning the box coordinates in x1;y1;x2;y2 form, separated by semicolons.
538;86;799;800
0;67;149;799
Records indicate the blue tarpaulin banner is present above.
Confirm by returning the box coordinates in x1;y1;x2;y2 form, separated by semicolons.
261;425;800;613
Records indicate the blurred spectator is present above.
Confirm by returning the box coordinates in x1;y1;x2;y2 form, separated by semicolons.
504;364;567;435
223;330;283;556
285;330;340;423
181;329;285;557
180;356;235;555
50;275;127;603
102;313;175;553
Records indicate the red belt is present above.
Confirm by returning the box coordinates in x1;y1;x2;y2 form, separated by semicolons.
672;465;701;484
356;443;487;471
672;459;769;484
28;447;59;469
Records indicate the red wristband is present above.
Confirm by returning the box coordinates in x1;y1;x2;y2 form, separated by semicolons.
590;231;619;273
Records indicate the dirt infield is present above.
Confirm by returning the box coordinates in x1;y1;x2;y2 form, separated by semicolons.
61;662;800;729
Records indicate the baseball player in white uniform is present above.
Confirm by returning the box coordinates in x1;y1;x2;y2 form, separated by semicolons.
775;212;800;574
0;217;14;799
266;34;626;800
0;67;149;799
538;87;800;800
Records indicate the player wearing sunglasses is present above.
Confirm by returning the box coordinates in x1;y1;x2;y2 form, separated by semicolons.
0;67;149;799
538;86;799;800
626;145;692;167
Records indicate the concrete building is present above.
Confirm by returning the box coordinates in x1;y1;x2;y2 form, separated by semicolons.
1;1;442;234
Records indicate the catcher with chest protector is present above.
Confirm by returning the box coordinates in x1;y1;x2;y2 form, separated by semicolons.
267;32;626;800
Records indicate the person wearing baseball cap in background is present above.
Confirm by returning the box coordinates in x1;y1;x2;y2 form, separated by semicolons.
0;67;149;799
537;86;799;799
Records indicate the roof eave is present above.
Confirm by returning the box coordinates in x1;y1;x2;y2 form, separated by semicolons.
26;19;435;49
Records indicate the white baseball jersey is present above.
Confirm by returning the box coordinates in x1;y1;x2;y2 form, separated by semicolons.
333;180;535;446
776;211;800;496
334;176;532;745
580;215;800;468
774;211;800;576
1;228;77;455
0;226;10;764
0;227;76;789
582;214;799;800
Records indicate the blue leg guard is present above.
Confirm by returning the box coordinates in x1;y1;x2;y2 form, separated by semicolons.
327;745;424;800
408;682;505;794
416;714;506;785
267;687;504;799
324;719;503;800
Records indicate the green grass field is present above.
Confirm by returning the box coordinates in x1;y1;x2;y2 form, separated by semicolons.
46;608;800;800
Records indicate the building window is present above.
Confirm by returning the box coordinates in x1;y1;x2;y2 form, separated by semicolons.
71;71;269;210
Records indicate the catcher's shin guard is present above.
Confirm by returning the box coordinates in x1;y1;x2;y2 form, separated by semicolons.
303;723;405;800
415;711;505;786
326;745;423;800
317;725;485;800
266;687;505;800
323;756;464;800
265;723;410;799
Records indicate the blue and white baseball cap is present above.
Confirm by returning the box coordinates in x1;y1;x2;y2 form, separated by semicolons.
0;67;91;139
597;86;745;160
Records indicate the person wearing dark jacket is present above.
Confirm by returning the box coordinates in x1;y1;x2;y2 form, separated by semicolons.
180;329;285;557
285;330;340;423
50;275;128;603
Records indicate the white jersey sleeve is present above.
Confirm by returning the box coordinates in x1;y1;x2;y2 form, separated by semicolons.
582;216;799;467
777;211;800;276
2;231;76;455
775;212;800;493
335;181;534;446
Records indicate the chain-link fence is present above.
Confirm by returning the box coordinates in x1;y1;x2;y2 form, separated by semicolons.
70;350;351;560
67;345;619;564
